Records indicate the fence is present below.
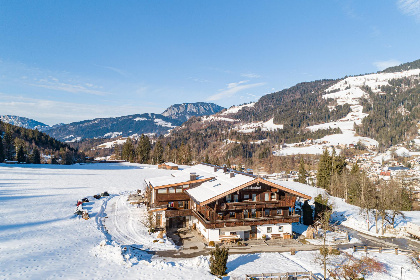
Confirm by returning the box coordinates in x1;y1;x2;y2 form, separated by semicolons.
352;245;418;257
245;271;321;280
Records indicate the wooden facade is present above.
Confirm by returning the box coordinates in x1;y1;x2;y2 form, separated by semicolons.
191;180;301;229
146;165;311;238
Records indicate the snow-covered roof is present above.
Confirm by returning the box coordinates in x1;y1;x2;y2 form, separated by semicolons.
186;172;254;204
265;179;326;200
146;164;236;188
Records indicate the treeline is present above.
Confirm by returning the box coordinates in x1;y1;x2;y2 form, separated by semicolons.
301;149;412;233
0;121;83;164
120;134;193;165
234;79;350;128
356;78;420;149
381;59;420;73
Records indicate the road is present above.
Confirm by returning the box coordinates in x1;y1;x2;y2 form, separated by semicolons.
337;224;420;251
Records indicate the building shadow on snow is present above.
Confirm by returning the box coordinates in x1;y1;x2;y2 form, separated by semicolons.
226;253;260;273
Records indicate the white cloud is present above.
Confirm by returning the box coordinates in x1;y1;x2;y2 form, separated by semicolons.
241;73;261;79
398;0;420;20
101;65;127;76
373;59;401;70
206;80;265;101
0;93;162;125
29;76;109;96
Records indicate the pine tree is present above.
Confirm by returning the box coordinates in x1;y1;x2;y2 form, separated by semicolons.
0;136;4;163
32;146;41;164
17;145;26;163
136;134;151;163
209;245;229;277
121;138;135;162
3;127;14;160
317;149;332;190
298;157;307;184
152;140;164;164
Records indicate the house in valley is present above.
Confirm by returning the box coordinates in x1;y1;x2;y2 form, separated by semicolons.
145;163;311;242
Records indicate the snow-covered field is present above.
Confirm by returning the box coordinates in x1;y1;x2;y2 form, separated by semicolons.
1;163;420;279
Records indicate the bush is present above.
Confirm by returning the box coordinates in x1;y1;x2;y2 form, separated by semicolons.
330;248;341;255
209;245;229;277
209;241;215;247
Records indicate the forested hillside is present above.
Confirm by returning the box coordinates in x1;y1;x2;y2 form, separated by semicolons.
381;59;420;73
357;77;420;149
233;79;351;127
0;121;83;164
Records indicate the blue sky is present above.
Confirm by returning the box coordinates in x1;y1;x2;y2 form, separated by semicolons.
0;0;420;125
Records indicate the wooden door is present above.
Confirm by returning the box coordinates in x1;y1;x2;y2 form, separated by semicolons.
250;226;257;239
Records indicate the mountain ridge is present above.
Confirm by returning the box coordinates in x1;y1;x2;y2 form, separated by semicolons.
162;102;224;122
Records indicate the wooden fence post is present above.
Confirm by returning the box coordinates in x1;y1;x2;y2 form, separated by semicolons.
353;245;357;252
379;247;382;253
364;246;368;253
395;247;399;255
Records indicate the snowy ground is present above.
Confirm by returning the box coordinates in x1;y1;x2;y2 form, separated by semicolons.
1;163;420;279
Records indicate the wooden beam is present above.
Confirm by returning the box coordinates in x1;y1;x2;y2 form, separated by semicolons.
199;177;311;206
153;177;214;189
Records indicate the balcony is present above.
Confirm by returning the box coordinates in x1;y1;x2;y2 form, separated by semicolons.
165;209;192;218
217;199;295;211
192;210;300;229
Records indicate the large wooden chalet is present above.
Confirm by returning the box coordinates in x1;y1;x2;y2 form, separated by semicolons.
145;164;311;242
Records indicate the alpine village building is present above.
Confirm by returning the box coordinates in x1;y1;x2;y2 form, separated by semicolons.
145;163;311;242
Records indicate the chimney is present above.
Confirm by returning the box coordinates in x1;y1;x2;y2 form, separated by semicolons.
190;172;197;181
223;166;227;173
214;166;218;172
230;171;235;178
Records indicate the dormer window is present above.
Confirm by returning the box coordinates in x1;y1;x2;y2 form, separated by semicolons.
226;194;232;202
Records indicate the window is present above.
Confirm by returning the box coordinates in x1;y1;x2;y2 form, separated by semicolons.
277;209;283;215
168;187;175;193
243;209;249;218
252;194;257;201
217;213;223;220
229;212;236;218
226;194;232;202
168;202;174;207
230;232;237;236
267;227;272;233
234;194;239;202
244;194;249;200
265;209;270;216
265;193;270;201
278;226;283;232
182;184;189;189
175;187;183;193
184;201;189;209
178;201;184;208
271;193;276;200
251;209;256;218
157;188;167;194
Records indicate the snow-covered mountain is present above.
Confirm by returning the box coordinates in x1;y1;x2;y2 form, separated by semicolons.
168;59;420;157
44;113;182;142
161;102;224;122
0;115;50;130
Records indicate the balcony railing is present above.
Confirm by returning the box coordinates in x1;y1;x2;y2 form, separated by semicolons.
165;209;192;218
217;199;295;211
192;210;300;229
